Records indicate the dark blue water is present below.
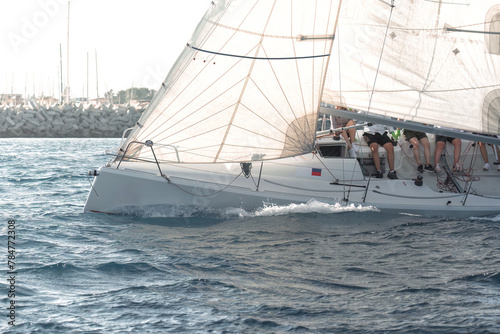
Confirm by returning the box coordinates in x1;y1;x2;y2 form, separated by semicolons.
1;138;500;333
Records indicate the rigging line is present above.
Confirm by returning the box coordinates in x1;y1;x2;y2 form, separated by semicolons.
345;148;361;202
164;172;245;198
337;22;342;100
367;0;395;112
256;161;264;191
87;175;99;197
317;0;341;115
358;21;500;33
291;1;309;137
339;131;363;202
445;28;500;35
313;152;339;182
250;172;258;188
342;141;347;199
312;0;318;129
335;83;500;93
458;142;479;183
189;45;330;60
309;0;331;140
336;24;347;198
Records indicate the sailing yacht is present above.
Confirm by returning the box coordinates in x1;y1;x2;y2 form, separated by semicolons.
84;0;500;217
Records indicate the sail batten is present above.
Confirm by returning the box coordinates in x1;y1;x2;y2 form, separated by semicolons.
190;44;331;60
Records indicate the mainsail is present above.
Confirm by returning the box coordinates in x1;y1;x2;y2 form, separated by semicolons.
323;0;500;135
123;0;340;163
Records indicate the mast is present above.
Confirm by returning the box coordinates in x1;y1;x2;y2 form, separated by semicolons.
317;0;342;113
65;0;71;103
24;73;27;105
95;48;99;104
32;73;36;100
129;84;134;105
59;44;64;103
86;52;89;103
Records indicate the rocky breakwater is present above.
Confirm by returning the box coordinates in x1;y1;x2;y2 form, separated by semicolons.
0;102;144;138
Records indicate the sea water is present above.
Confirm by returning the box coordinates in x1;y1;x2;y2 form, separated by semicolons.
1;138;500;333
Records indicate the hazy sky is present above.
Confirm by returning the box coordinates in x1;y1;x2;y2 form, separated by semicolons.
1;0;210;99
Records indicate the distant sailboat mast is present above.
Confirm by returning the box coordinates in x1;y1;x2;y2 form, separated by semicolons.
65;0;71;103
95;48;99;105
87;52;89;103
59;44;64;103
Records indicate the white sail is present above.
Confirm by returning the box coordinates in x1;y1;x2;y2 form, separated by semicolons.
124;0;340;163
324;0;500;135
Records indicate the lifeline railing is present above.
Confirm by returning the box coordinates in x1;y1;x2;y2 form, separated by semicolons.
115;140;180;174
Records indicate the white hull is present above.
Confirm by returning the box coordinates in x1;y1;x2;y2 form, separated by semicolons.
84;135;500;218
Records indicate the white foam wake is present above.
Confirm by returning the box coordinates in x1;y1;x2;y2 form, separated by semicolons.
469;214;500;222
253;200;379;217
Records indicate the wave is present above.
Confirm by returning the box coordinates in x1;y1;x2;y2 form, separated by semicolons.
396;287;445;294
450;271;500;284
469;213;500;222
82;278;242;299
23;262;85;275
301;277;370;291
0;282;37;297
345;266;390;277
94;261;165;275
22;261;166;277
